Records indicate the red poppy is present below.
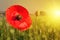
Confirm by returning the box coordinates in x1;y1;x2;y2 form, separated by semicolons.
6;5;32;31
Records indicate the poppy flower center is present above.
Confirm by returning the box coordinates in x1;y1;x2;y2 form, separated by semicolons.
15;15;22;20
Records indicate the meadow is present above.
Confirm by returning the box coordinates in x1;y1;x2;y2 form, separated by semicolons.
0;11;60;40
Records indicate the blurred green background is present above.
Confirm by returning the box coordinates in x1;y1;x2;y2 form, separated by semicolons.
0;11;60;40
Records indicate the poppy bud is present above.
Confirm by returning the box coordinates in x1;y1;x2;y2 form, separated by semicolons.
6;5;32;31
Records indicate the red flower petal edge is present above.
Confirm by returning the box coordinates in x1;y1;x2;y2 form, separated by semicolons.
6;5;32;31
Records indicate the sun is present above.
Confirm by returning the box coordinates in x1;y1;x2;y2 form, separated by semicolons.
54;10;60;17
49;9;60;24
52;10;60;19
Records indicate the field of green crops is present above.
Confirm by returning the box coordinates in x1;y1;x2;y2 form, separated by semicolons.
0;12;60;40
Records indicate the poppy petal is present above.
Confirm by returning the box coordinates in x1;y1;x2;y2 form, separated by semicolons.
6;5;32;31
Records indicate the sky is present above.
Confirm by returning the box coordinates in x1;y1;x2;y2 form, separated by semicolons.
0;0;60;13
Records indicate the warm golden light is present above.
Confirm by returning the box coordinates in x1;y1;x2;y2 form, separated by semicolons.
51;10;60;20
53;10;60;18
49;10;60;30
